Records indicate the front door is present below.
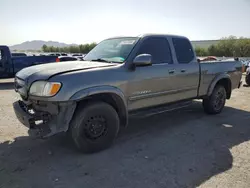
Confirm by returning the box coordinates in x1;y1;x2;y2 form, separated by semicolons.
127;36;179;111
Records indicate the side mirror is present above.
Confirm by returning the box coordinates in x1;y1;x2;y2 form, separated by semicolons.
133;54;152;67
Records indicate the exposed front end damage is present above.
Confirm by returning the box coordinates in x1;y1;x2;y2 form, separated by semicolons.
13;100;76;138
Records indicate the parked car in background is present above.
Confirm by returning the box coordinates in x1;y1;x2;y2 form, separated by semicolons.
58;56;79;62
71;53;86;60
48;53;68;56
0;45;60;78
48;53;61;56
242;60;250;72
11;52;27;57
13;34;242;153
245;62;250;85
200;56;218;62
72;53;83;57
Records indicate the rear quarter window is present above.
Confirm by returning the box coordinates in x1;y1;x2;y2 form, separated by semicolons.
172;38;194;64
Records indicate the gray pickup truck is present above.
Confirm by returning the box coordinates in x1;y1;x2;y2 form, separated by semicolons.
13;34;242;153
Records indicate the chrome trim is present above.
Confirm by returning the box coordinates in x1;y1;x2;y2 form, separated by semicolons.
151;63;172;66
129;86;197;101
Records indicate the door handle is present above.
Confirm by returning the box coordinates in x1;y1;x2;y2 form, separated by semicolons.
181;69;186;73
168;69;175;74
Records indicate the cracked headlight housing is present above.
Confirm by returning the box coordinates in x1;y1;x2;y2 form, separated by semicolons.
29;81;61;97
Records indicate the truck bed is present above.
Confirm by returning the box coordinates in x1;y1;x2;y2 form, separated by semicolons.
199;60;242;96
11;55;58;74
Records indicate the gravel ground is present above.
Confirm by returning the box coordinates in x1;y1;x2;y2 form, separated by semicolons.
0;77;250;188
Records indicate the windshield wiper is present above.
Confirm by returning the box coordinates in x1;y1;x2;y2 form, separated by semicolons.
90;58;111;63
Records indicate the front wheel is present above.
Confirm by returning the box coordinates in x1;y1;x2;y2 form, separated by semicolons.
203;85;226;114
69;102;120;153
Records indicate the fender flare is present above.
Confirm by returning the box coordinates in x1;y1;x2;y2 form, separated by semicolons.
207;73;231;96
70;85;128;126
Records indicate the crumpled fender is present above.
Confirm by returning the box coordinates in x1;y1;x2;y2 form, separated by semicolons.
70;85;128;126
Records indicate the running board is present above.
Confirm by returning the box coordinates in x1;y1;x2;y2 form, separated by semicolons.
129;101;192;118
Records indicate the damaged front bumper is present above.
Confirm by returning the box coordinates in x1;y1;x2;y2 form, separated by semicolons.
13;100;76;138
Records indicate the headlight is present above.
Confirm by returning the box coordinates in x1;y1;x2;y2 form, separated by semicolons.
29;81;61;97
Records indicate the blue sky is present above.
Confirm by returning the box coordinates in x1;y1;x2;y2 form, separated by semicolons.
1;0;250;45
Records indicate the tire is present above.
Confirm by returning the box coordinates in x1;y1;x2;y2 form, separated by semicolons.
69;102;120;153
203;85;226;114
245;74;250;86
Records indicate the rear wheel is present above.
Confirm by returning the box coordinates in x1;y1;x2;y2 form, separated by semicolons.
69;102;120;153
203;85;226;114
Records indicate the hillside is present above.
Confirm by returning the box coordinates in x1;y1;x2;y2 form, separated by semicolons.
9;39;222;51
9;40;77;51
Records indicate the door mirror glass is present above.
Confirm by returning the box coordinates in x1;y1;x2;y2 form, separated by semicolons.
133;54;152;67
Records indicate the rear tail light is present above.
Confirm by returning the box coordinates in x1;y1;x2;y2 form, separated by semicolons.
56;57;60;62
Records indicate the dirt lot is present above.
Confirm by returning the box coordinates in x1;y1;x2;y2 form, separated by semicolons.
0;77;250;188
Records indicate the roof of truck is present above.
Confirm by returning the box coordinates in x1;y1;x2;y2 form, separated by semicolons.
0;45;9;49
138;33;187;38
106;33;188;40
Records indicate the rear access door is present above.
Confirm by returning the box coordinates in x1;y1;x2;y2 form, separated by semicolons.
169;37;200;100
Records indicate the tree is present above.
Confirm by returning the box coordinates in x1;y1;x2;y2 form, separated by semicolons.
42;37;250;57
42;44;48;52
195;47;208;56
194;36;250;57
207;45;218;56
41;43;97;54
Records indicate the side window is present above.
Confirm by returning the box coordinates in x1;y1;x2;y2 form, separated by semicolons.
172;38;194;64
137;37;172;64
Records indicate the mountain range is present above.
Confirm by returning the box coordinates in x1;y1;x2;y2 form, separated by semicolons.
9;39;221;51
9;40;77;51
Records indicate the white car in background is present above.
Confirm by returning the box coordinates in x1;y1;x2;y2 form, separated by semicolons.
245;61;250;85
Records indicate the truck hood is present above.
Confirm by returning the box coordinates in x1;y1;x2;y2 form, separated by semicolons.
15;61;117;85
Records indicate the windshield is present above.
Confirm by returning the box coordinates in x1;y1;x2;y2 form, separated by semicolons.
84;37;138;63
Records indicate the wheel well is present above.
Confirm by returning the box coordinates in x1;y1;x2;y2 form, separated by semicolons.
76;93;128;127
216;78;232;99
